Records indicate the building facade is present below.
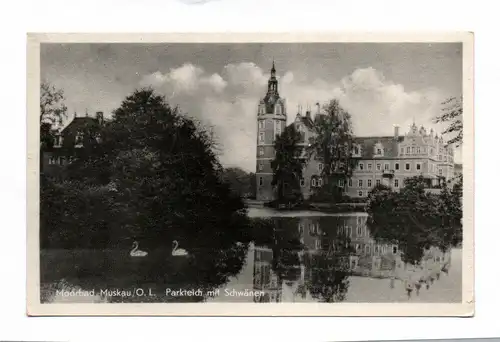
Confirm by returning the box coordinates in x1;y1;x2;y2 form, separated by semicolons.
41;111;104;178
255;63;457;201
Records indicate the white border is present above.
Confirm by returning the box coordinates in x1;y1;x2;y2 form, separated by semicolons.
26;32;474;317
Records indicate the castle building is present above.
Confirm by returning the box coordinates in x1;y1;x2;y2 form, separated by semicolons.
255;63;456;201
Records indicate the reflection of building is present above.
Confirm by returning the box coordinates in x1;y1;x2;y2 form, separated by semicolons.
255;63;455;201
42;111;104;177
252;246;281;302
300;215;403;277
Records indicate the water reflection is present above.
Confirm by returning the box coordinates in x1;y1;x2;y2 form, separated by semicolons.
209;211;459;303
42;210;460;303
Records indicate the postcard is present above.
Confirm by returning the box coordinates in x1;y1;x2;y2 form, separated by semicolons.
27;32;474;316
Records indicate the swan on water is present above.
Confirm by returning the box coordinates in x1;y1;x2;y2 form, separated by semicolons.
130;241;148;257
172;240;189;256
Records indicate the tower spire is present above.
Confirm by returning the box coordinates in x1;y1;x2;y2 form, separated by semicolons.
271;59;276;75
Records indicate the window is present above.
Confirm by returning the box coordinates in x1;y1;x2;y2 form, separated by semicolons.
358;179;363;187
439;169;443;176
384;163;390;170
318;163;323;172
430;148;434;155
394;179;399;188
259;177;263;186
353;145;359;155
357;226;363;236
392;245;398;255
315;239;322;250
365;244;371;256
259;148;264;156
355;244;361;252
416;147;421;154
338;179;345;187
367;163;372;170
317;178;323;186
75;132;84;147
411;147;415;154
416;163;421;171
405;163;410;171
311;178;317;187
259;120;265;129
400;147;404;154
358;190;363;197
406;147;410;153
258;163;264;171
300;178;305;187
359;163;364;170
377;148;382;155
57;156;65;165
376;163;381;171
54;135;62;147
367;179;372;187
298;223;304;234
376;179;381;186
395;163;399;170
258;132;265;144
48;156;56;165
275;126;281;136
438;155;442;161
348;178;352;187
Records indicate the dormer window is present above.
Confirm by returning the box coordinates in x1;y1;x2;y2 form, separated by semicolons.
53;135;63;148
374;143;384;156
75;131;84;148
352;144;362;157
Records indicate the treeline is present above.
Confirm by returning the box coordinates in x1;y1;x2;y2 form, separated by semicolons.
366;175;463;265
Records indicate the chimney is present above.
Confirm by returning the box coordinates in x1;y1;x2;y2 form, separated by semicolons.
96;111;104;125
393;125;400;139
305;110;311;120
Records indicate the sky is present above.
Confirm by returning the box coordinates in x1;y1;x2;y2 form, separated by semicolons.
41;43;463;172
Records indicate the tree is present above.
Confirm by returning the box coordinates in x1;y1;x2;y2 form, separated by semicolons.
221;167;255;198
366;176;463;265
435;96;463;147
40;81;68;149
307;99;357;201
271;124;304;201
42;89;254;298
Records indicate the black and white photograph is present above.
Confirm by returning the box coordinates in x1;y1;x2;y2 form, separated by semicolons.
27;33;473;316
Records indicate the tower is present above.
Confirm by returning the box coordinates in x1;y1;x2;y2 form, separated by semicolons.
256;61;287;201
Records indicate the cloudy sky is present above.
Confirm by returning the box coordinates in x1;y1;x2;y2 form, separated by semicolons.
41;43;463;172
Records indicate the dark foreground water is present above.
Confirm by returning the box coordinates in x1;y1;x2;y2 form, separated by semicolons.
41;209;461;303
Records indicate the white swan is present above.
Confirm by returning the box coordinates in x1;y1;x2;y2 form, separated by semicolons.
172;240;189;256
130;241;148;257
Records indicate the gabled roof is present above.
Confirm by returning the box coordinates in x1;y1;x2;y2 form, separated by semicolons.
353;136;404;159
61;117;100;135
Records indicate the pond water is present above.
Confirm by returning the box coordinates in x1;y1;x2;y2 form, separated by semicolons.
41;208;461;303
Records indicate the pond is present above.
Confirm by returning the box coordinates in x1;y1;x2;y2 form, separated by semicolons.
41;208;461;303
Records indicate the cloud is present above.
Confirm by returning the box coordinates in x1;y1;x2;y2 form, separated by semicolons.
140;63;460;172
139;63;226;95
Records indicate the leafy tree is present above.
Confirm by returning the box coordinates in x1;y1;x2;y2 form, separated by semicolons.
366;176;462;265
435;96;463;147
41;89;253;299
271;124;304;201
40;81;68;149
307;99;358;201
221;167;255;198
